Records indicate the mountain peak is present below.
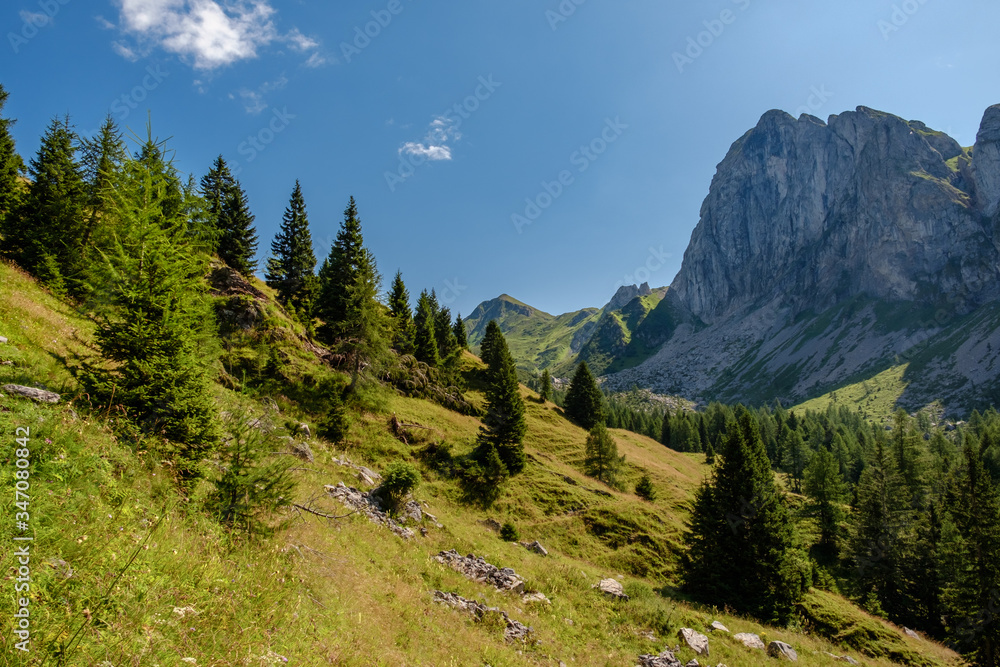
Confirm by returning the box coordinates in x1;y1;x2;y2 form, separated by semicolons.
605;283;653;311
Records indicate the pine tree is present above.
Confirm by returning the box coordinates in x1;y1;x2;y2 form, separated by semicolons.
265;180;317;319
217;180;258;275
479;319;504;369
78;131;219;483
453;313;468;350
387;271;415;354
476;325;526;475
781;424;810;493
77;116;127;283
12;115;86;290
337;247;391;393
682;408;805;623
804;447;848;555
539;369;552;402
941;439;1000;666
413;290;440;366
317;196;365;340
584;422;623;487
0;84;25;228
200;155;234;248
635;473;656;501
564;362;604;430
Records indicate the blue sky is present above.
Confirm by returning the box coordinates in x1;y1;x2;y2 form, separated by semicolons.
3;1;999;318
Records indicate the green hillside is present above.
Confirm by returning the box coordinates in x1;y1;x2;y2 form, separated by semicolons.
0;261;961;666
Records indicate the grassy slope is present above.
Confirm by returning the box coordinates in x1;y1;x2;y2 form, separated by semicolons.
0;262;960;666
791;365;911;423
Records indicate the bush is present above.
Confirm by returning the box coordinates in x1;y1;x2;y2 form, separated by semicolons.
635;474;657;501
380;461;420;508
318;392;349;444
500;521;519;542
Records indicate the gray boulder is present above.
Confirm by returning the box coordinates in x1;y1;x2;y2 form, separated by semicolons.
520;540;548;556
709;621;729;633
637;650;682;667
595;578;629;600
678;628;710;656
2;384;60;404
0;335;7;343
733;633;765;650
767;641;798;661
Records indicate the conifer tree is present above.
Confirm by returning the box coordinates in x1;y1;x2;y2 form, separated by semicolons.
12;115;86;290
200;155;234;238
539;369;552;402
804;447;848;554
77;116;127;276
453;313;468;350
387;271;415;354
336;247;391;392
317;196;365;339
848;438;911;618
434;305;458;360
266;180;317;319
635;473;656;501
476;325;526;475
584;422;623;487
660;409;672;446
682;408;805;622
0;84;25;228
79;131;219;482
479;319;504;369
413;290;440;366
781;424;810;493
564;362;604;430
217;180;258;275
941;439;1000;666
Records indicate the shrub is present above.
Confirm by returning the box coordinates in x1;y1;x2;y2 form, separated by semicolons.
500;521;519;542
380;461;420;508
635;474;657;501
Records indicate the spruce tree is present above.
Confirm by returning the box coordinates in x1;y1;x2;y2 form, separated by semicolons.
804;447;848;555
413;290;440;366
635;473;656;501
682;408;805;623
77;115;127;282
476;325;526;474
13;115;86;290
848;438;911;618
79;132;219;482
453;313;468;350
337;247;391;393
479;319;504;369
539;369;552;402
200;154;234;246
435;305;458;360
564;361;604;430
317;196;365;340
387;271;415;354
0;84;25;228
265;180;317;319
584;422;623;487
217;180;258;275
941;439;1000;666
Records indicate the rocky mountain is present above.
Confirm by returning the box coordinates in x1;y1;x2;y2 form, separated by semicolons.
607;104;1000;413
471;105;1000;414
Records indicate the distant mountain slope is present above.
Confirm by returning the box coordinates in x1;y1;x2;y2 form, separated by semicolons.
606;104;1000;414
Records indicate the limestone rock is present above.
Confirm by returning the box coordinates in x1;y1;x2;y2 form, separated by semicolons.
733;633;765;650
325;482;414;539
522;591;550;605
678;628;709;656
482;518;502;532
296;423;311;438
289;439;314;463
685;661;700;667
0;335;7;344
433;550;525;593
519;540;548;556
903;627;922;640
767;641;798;661
974;104;1000;218
637;650;682;667
709;621;729;633
594;578;629;600
432;590;532;643
2;384;60;404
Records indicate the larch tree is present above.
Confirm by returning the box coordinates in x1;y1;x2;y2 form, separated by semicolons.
584;422;623;487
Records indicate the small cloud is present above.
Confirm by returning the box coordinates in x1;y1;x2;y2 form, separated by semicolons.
303;51;329;68
95;15;116;30
400;142;452;161
285;28;317;52
235;74;288;114
112;40;140;61
20;10;51;26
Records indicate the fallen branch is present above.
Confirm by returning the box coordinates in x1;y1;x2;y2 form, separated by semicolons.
291;503;360;520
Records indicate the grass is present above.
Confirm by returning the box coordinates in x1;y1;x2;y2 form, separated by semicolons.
792;365;911;423
0;261;963;666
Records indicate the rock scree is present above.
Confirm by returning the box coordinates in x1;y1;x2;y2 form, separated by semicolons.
433;550;525;593
432;590;532;643
325;482;414;539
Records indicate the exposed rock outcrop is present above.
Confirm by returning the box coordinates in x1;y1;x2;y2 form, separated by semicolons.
678;628;710;656
594;578;629;600
733;633;765;650
767;641;798;661
2;384;60;404
431;590;532;643
433;550;525;593
325;482;414;539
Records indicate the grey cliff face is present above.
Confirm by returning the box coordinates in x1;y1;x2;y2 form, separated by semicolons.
671;106;999;324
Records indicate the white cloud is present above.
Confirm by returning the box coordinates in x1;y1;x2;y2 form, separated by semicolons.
399;142;452;161
285;28;317;52
398;115;461;162
112;40;141;61
95;15;116;30
113;0;279;70
234;74;287;114
303;51;329;68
